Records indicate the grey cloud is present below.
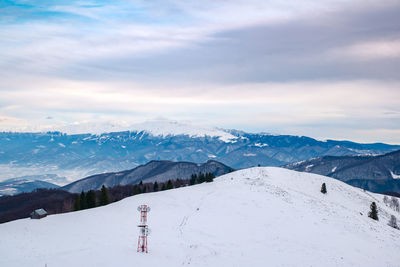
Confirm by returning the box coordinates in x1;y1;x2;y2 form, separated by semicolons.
60;2;400;83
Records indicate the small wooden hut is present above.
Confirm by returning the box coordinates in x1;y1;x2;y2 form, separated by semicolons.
30;208;48;219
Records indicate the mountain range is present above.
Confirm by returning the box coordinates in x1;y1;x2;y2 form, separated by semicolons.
285;150;400;193
62;160;231;193
1;120;399;183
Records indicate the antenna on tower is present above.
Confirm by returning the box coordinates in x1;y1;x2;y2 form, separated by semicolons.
137;204;150;253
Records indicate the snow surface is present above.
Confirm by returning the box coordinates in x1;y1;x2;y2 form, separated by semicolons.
0;167;399;267
390;171;400;179
305;164;314;171
254;142;268;147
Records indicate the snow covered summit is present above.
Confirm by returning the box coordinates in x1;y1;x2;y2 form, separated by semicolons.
0;167;399;267
130;119;237;142
25;119;238;143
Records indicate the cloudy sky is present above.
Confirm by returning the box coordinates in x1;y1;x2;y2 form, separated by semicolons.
1;0;400;143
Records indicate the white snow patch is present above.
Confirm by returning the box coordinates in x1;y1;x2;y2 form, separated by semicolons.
58;143;66;148
305;164;314;171
390;171;400;179
254;143;268;147
331;166;337;173
243;153;257;157
207;154;217;158
121;145;126;149
0;187;17;196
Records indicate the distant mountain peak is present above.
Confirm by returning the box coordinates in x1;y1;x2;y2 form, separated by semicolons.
8;119;238;143
130;119;237;142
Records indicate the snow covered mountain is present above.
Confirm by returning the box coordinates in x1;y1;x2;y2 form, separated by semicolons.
0;177;59;197
0;167;399;267
285;150;400;194
129;120;237;142
62;160;232;193
1;119;399;183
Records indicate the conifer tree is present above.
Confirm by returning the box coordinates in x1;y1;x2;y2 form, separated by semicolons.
368;202;379;221
100;185;109;206
161;183;166;191
166;179;174;190
197;172;205;184
321;183;327;194
74;194;81;211
153;181;159;192
86;190;96;208
205;172;215;183
80;191;87;210
190;174;197;185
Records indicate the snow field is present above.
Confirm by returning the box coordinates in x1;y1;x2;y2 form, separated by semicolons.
0;167;399;267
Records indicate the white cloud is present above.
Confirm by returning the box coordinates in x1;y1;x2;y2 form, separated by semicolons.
328;40;400;60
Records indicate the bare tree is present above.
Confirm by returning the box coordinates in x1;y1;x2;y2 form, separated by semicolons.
388;215;399;229
390;197;399;212
383;195;389;205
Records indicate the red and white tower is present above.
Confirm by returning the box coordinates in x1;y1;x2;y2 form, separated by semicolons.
137;204;150;253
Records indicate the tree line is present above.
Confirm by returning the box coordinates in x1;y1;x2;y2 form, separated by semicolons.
74;172;216;211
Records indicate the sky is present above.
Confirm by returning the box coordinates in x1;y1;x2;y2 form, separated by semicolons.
0;0;400;144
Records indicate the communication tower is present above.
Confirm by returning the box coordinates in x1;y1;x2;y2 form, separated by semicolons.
137;204;150;253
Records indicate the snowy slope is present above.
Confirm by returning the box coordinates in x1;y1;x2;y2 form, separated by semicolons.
0;168;399;267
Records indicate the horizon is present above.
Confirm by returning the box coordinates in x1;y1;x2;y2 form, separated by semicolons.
1;118;399;146
1;0;400;144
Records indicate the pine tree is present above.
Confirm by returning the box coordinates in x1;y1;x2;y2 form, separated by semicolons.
190;174;197;185
74;194;81;211
80;191;87;210
161;184;166;191
321;183;327;194
388;215;398;229
153;181;159;192
368;202;379;221
86;190;96;208
205;172;215;183
100;185;109;206
166;180;174;190
197;172;205;184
